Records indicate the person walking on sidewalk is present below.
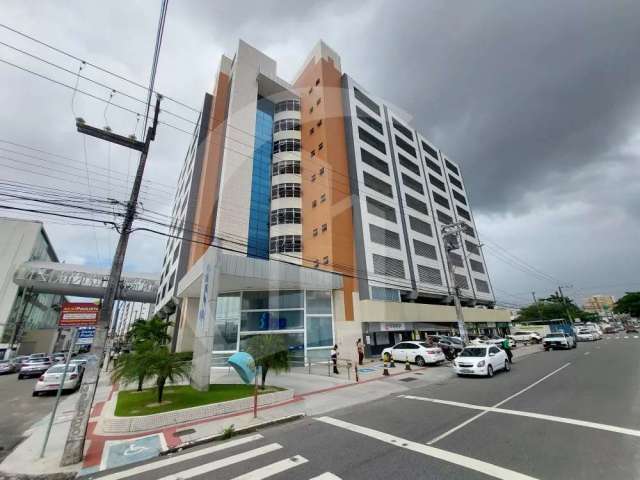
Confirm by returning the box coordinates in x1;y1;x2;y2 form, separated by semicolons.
331;344;339;374
501;338;513;364
356;338;364;366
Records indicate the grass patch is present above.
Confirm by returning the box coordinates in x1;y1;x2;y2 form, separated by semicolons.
115;384;283;417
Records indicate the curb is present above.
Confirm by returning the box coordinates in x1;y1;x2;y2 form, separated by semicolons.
161;413;306;455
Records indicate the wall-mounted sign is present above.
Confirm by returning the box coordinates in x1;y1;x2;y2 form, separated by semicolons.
380;322;407;332
59;303;99;327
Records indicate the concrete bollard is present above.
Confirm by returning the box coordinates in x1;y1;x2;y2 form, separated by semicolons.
382;362;390;376
405;360;411;371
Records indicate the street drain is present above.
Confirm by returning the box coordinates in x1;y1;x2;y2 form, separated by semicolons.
174;428;196;437
399;377;417;382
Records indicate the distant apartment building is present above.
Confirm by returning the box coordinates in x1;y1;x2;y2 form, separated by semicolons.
583;295;616;316
155;40;507;361
113;301;153;338
0;218;65;347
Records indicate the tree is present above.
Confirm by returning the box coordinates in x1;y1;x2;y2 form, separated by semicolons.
244;335;290;389
516;295;595;323
613;292;640;318
110;344;154;392
128;316;171;347
148;345;191;403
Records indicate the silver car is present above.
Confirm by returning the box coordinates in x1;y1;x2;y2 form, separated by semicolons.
18;358;53;379
0;359;18;374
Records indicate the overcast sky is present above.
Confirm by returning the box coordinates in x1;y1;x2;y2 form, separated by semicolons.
2;0;639;308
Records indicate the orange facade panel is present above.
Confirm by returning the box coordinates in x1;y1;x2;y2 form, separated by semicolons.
295;57;357;321
187;71;231;269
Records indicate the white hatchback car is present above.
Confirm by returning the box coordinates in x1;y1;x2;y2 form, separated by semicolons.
33;364;82;396
453;345;510;377
382;341;446;366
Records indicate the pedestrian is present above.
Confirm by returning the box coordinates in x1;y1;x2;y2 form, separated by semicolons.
331;344;339;374
501;338;513;364
356;338;364;366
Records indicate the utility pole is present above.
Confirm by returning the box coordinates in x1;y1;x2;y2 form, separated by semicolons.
441;222;468;343
558;285;574;324
531;291;544;323
61;96;162;467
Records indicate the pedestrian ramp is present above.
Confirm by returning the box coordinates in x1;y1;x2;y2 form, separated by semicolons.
84;433;342;480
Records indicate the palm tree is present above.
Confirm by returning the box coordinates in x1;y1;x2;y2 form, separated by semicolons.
110;344;154;391
128;316;171;347
148;345;191;403
245;335;290;389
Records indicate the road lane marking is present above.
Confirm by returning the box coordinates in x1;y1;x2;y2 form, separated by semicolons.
584;352;590;355
230;455;308;479
309;474;342;479
316;416;538;480
96;434;264;480
156;444;283;480
401;396;640;438
624;336;629;339
426;362;571;445
634;336;639;339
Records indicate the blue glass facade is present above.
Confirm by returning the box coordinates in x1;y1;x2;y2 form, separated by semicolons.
247;97;274;259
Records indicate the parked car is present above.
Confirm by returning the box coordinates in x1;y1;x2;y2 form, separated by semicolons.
602;325;617;334
0;359;18;374
626;325;639;333
51;352;67;363
382;341;446;366
28;352;47;359
576;329;596;341
509;331;542;344
33;364;82;396
543;332;576;350
453;345;510;377
18;357;53;379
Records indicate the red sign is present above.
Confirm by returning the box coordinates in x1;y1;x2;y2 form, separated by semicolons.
59;303;100;327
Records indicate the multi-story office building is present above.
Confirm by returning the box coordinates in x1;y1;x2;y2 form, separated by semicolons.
156;40;508;362
582;294;616;318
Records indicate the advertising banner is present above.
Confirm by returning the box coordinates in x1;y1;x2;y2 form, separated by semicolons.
59;303;99;327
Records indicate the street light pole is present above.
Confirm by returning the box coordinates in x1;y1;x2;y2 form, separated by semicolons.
441;222;468;343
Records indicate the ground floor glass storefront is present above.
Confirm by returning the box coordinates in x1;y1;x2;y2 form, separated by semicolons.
212;290;333;366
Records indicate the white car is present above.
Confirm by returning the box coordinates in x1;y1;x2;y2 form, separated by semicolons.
453;345;510;377
382;341;446;366
509;331;542;344
543;332;576;350
33;364;82;396
576;329;596;342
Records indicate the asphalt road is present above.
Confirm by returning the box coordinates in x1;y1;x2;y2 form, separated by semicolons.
0;371;76;461
87;334;640;480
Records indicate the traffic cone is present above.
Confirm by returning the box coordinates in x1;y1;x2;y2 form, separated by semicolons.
405;360;411;371
382;361;390;376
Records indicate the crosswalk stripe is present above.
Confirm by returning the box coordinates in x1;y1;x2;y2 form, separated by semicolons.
309;473;342;479
229;455;308;479
316;417;538;480
155;444;283;480
96;434;264;480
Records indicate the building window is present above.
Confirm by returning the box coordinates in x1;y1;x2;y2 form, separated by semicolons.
369;224;401;249
445;160;460;175
465;240;480;255
315;78;320;86
269;235;302;253
425;157;442;175
413;239;437;260
319;167;325;175
314;259;320;268
475;278;490;293
310;127;315;135
313;228;318;237
270;208;302;225
463;223;476;238
405;194;429;215
454;273;469;290
273;118;301;133
449;252;464;267
429;174;446;192
321;223;328;232
372;254;405;279
392;118;414;140
437;210;453;225
356;106;383;135
272;160;301;175
320;193;326;203
273;139;301;154
322;256;329;265
318;142;324;150
311;174;316;182
308;87;313;95
453;190;467;205
418;265;442;285
449;174;463;190
274;99;300;113
316;98;321;106
371;287;400;302
309;106;314;114
361;148;389;175
310;149;316;158
364;171;393;198
366;197;397;223
358;127;386;155
409;215;432;237
317;119;322;127
354;87;380;116
421;140;438;160
395;135;417;157
402;173;424;195
399;154;420;176
432;191;450;210
312;200;317;208
456;206;471;221
271;183;301;199
470;259;485;274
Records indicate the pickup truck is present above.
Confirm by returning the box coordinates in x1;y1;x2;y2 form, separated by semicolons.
508;331;542;344
543;332;576;350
